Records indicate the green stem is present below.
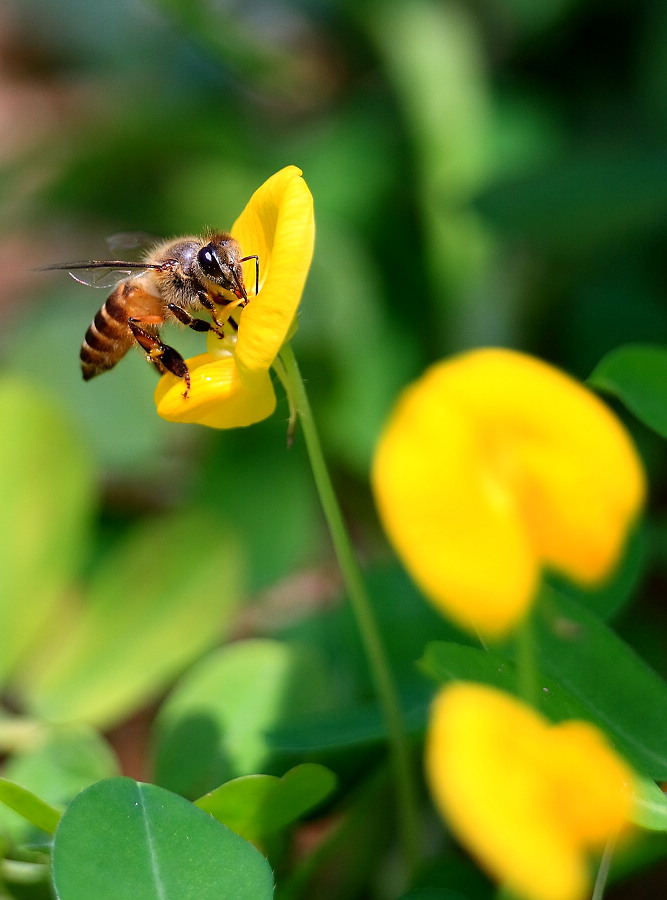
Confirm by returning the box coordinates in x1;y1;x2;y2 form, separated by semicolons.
591;837;616;900
514;611;538;707
278;343;421;877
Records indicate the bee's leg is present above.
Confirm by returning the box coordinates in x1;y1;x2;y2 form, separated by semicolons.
195;293;227;335
129;318;191;397
168;302;222;337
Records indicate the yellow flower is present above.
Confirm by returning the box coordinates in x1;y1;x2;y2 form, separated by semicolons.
426;683;634;900
155;165;315;428
371;348;645;639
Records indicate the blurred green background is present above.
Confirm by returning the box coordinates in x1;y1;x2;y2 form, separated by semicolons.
2;0;667;714
1;0;666;714
2;0;667;895
4;0;667;477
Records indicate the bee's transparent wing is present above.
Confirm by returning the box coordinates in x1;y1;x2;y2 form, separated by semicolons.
105;231;159;253
38;260;156;289
66;265;139;289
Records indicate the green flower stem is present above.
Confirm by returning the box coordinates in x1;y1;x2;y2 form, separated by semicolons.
278;343;420;876
514;611;538;707
591;837;616;900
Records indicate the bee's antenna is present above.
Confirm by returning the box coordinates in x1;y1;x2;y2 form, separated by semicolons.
241;255;260;296
35;261;162;272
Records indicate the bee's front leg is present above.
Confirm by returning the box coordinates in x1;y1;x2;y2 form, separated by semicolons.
168;302;222;337
195;293;227;336
129;318;191;397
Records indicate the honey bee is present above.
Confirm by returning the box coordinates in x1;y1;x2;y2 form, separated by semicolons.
47;232;259;396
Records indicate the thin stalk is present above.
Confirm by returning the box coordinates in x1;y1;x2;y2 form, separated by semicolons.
591;837;616;900
514;611;538;707
277;343;420;876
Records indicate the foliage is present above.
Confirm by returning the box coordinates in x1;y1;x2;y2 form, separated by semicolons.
1;0;667;897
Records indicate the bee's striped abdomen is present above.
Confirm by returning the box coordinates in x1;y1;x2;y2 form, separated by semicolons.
80;284;135;381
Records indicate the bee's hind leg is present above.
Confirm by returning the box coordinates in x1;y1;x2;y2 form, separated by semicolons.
129;318;191;398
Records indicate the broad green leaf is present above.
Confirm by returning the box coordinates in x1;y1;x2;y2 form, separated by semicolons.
423;593;667;779
531;589;667;779
0;378;96;682
0;778;60;835
266;699;428;755
20;509;243;727
423;606;667;780
195;763;337;842
631;776;667;831
0;724;118;842
588;344;667;438
51;778;273;900
153;639;332;797
419;642;590;722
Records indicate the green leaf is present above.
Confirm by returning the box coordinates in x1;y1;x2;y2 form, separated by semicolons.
0;724;118;842
51;778;274;900
419;641;590;722
195;763;337;843
267;700;428;755
532;589;667;779
0;778;60;835
21;509;243;728
631;776;667;831
588;344;667;439
423;592;667;780
422;599;667;781
0;378;96;682
153;639;332;797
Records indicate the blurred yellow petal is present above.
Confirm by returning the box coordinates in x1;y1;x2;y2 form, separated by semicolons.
232;165;315;381
155;353;276;429
426;683;634;900
372;348;645;639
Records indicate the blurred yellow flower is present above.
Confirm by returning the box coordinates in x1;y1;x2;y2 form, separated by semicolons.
155;165;315;428
371;348;645;639
426;683;634;900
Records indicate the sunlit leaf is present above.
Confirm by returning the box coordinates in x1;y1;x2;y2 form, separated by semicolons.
153;639;332;797
631;776;667;831
0;378;96;682
21;510;243;728
195;763;337;842
0;778;60;835
0;724;118;842
419;641;589;722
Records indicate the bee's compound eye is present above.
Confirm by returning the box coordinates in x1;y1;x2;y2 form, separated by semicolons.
197;244;224;279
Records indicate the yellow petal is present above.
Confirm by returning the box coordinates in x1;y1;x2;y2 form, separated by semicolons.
232;165;315;380
426;684;634;900
154;353;276;429
371;349;645;639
